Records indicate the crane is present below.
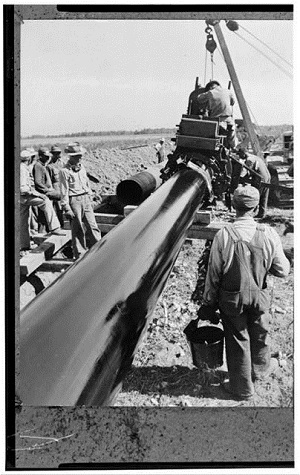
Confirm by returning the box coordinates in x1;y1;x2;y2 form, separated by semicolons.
205;20;263;157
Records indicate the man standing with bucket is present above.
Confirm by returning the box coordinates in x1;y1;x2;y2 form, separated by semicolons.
197;185;290;400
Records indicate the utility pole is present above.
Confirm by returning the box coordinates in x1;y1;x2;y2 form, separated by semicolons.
208;20;262;157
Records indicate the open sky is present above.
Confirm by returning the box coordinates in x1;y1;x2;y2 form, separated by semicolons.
20;18;293;137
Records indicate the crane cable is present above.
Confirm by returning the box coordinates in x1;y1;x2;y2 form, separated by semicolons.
204;47;208;85
205;25;217;82
245;100;261;134
238;23;292;68
233;31;292;79
216;46;231;80
203;41;216;83
216;44;267;136
209;22;290;136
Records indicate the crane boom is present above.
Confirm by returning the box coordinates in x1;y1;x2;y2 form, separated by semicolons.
209;20;263;157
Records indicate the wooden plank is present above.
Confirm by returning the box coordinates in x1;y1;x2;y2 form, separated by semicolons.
194;210;211;224
125;209;211;223
94;213;123;224
124;205;137;216
65;210;220;240
20;231;72;276
187;222;225;240
38;259;74;272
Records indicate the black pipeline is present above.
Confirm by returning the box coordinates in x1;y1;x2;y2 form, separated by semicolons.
20;167;210;406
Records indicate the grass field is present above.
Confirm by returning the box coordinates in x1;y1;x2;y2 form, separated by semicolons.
21;133;174;152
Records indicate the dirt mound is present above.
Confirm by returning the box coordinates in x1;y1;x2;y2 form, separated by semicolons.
84;145;161;198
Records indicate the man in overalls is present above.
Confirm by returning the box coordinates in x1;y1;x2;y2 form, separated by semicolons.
198;185;290;400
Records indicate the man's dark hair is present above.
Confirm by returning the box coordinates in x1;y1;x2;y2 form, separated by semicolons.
205;80;220;91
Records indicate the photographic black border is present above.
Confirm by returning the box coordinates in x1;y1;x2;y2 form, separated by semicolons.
6;3;294;471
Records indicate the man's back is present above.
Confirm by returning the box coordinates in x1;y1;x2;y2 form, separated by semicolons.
197;85;234;118
207;86;235;118
213;218;289;278
245;154;271;182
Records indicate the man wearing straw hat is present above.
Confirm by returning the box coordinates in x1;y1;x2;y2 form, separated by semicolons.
60;143;101;259
197;185;290;400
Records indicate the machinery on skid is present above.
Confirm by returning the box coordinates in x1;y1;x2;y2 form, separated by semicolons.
158;19;293;211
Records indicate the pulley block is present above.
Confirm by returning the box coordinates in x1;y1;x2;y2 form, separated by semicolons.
206;34;217;54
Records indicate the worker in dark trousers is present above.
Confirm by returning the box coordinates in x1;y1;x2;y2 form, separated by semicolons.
155;138;166;163
47;145;65;227
197;185;290;400
239;150;271;219
33;147;62;231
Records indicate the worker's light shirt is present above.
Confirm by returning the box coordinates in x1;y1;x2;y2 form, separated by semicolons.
245;153;271;181
59;162;92;210
202;216;290;307
197;86;235;119
20;162;35;195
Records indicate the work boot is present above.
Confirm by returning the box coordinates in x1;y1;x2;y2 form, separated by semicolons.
221;381;254;401
253;357;279;381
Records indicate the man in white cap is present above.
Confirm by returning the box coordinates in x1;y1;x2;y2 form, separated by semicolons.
26;147;38;171
154;138;166;163
197;185;290;400
60;143;101;259
20;150;64;251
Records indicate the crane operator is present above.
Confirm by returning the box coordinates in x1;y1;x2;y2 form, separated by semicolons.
197;80;238;149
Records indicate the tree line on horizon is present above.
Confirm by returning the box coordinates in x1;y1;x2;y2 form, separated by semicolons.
22;124;292;141
22;128;177;140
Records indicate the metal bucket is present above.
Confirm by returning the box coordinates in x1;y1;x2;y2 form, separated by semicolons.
184;320;224;369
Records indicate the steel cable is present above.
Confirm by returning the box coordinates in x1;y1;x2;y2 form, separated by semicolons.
239;23;293;69
233;31;293;79
204;47;208;85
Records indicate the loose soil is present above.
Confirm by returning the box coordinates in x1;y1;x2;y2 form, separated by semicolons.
20;136;294;407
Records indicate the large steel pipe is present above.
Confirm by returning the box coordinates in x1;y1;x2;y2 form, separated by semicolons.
116;161;167;205
20;167;210;406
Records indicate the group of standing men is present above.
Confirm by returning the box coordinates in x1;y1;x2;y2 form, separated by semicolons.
20;143;101;259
